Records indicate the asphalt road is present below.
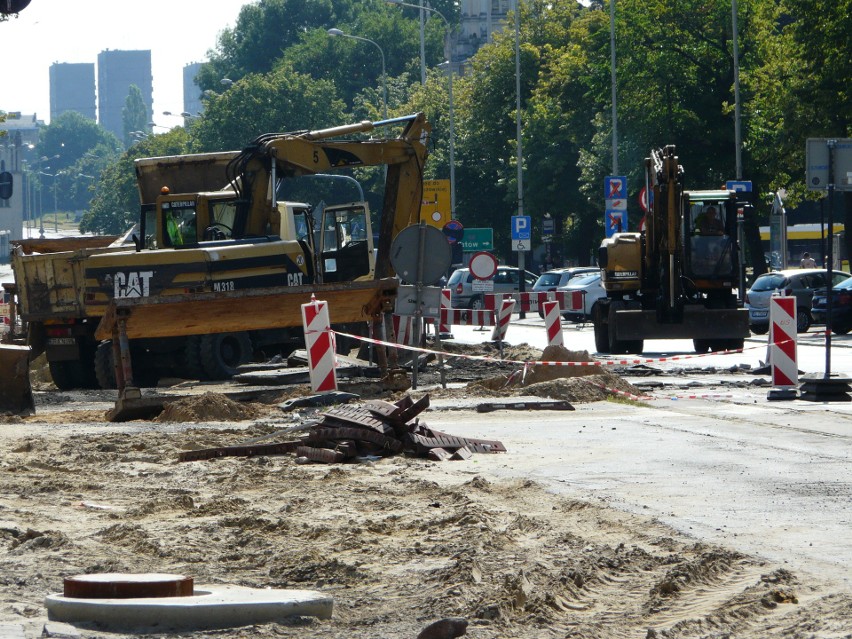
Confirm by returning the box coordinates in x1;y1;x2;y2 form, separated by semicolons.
432;316;852;593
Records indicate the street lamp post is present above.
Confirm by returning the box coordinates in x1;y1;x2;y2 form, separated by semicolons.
327;28;388;120
386;0;455;218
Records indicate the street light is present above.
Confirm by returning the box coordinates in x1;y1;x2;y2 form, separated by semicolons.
386;0;456;218
327;28;388;120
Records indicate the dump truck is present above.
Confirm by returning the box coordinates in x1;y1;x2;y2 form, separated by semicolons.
7;113;431;392
593;145;750;354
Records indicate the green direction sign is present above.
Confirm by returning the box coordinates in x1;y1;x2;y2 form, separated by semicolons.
459;227;494;251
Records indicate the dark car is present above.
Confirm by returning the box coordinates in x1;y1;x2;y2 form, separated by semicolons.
745;268;850;333
811;275;852;334
447;266;538;309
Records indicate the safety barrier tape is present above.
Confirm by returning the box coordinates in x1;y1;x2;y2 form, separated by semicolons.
328;329;775;368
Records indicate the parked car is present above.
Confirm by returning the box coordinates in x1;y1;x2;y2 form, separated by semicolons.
532;267;599;292
745;268;851;334
811;275;852;334
447;266;538;309
561;272;607;321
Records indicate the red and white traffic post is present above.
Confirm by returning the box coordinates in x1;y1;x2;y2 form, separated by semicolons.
301;295;338;393
768;294;798;399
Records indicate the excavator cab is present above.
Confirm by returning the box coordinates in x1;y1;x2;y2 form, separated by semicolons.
684;194;737;283
319;203;374;282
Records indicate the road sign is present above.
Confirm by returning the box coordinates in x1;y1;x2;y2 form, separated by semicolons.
604;176;627;200
442;219;464;244
542;217;555;235
512;238;528;252
469;251;498;280
391;224;452;285
726;180;752;193
806;138;852;191
420;179;451;228
605;210;626;237
459;227;493;251
608;198;627;211
511;215;531;240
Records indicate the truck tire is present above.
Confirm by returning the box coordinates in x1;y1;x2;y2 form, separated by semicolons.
182;336;206;381
49;359;94;391
693;339;712;353
592;304;610;353
796;308;811;333
94;341;117;390
200;332;253;380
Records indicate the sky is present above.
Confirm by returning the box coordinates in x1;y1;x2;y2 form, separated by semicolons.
0;0;255;125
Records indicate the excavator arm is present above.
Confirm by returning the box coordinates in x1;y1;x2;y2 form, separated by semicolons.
229;113;431;278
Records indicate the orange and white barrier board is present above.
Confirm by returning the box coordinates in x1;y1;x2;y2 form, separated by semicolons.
301;296;338;393
542;300;564;346
392;314;417;346
769;295;797;388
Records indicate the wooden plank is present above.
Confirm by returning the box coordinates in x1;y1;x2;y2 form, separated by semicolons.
12;236;119;255
96;278;398;341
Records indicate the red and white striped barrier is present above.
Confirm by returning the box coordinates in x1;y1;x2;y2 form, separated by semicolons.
440;308;496;327
392;314;417;347
491;298;516;341
542;300;564;346
769;295;797;388
485;290;584;314
301;295;338;393
439;288;452;334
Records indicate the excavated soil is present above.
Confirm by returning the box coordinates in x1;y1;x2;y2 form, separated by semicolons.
2;417;849;639
0;346;849;637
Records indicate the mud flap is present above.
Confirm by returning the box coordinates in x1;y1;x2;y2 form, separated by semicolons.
0;345;35;414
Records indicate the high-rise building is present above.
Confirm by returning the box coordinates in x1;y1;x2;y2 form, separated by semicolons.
183;62;204;118
97;49;153;139
49;63;96;122
456;0;516;72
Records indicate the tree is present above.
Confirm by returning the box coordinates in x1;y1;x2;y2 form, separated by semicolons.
190;65;347;152
80;128;190;235
122;85;149;149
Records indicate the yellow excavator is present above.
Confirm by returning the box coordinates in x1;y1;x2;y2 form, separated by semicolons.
3;113;430;406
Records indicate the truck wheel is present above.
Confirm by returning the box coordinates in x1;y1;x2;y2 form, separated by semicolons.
693;339;712;353
592;304;610;353
182;336;207;381
49;359;93;391
625;340;644;355
94;341;117;390
200;332;253;380
796;308;811;333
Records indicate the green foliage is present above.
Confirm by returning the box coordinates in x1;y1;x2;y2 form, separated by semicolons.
122;85;150;148
80;128;190;235
190;65;347;152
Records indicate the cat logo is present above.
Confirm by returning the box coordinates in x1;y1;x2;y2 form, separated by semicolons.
287;272;304;287
113;271;154;299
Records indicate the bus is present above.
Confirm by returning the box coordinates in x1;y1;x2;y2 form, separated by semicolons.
759;223;848;270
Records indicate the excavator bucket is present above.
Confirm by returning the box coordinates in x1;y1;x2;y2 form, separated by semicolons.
0;344;34;414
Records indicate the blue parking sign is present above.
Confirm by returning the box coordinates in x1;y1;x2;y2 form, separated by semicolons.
605;210;626;237
511;215;531;240
604;176;627;200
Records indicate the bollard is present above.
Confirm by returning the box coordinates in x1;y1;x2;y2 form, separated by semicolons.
301;295;338;393
767;295;797;400
542;300;564;346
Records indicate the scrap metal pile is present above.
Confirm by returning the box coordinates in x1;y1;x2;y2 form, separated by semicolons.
178;394;506;464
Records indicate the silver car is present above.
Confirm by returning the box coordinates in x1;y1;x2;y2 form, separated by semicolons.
447;266;538;309
532;266;600;292
745;268;850;333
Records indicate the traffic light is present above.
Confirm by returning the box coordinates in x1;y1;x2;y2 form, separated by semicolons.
0;0;32;14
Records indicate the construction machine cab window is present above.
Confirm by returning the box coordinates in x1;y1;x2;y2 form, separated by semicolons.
164;202;198;247
689;202;733;278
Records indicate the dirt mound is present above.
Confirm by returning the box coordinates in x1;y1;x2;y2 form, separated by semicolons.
155;392;264;422
521;344;599;385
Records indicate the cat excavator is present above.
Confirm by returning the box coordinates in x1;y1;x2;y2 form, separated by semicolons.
3;113;430;406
